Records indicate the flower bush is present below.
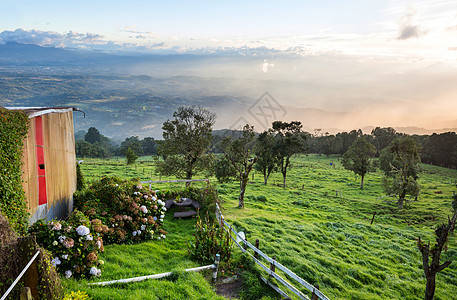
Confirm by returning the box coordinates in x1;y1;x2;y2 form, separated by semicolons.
73;176;167;244
188;213;232;265
28;211;104;278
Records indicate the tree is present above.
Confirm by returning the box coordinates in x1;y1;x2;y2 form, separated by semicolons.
120;136;143;156
84;127;103;144
342;137;377;190
126;147;138;165
254;131;278;185
271;121;307;188
417;211;457;300
380;137;421;209
222;124;257;208
214;156;237;183
157;106;216;184
371;127;400;156
141;137;157;155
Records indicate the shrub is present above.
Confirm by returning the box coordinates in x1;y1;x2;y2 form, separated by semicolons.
0;108;30;235
215;157;236;183
28;211;104;279
188;213;232;265
76;163;85;191
126;147;138;165
63;290;92;300
74;177;167;244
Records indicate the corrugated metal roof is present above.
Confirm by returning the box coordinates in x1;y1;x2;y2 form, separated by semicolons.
4;107;80;118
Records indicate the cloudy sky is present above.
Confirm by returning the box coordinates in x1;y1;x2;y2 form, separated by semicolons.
1;0;456;58
1;0;457;130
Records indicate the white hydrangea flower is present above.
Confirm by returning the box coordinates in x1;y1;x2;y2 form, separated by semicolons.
141;225;146;230
90;267;101;277
76;225;90;236
86;234;93;241
161;234;166;239
61;254;69;260
96;240;102;249
65;270;72;278
58;236;66;243
51;257;61;267
52;241;58;246
151;196;157;201
132;231;137;236
139;205;148;213
162;207;167;211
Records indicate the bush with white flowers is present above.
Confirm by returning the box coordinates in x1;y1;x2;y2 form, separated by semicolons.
73;176;167;244
28;211;104;278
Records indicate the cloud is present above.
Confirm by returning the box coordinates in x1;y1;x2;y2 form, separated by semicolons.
141;124;156;130
262;59;274;73
122;26;156;39
397;7;426;40
0;28;105;47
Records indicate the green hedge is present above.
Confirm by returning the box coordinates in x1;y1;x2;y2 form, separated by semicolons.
0;108;30;235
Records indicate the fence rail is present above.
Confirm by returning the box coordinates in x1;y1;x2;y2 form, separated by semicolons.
89;263;217;286
216;203;330;300
140;179;210;190
0;251;40;300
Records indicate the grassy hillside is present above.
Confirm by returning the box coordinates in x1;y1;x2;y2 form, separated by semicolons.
77;154;457;299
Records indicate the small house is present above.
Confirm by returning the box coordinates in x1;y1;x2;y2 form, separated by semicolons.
6;107;79;223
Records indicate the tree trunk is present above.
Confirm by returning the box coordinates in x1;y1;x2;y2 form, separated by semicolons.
282;171;287;188
398;190;407;208
360;174;364;190
424;274;436;300
186;170;192;187
238;174;249;208
263;170;268;185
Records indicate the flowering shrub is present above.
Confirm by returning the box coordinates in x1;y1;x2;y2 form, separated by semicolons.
188;213;232;265
74;177;167;244
28;211;104;278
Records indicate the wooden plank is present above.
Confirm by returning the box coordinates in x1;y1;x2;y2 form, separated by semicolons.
173;211;197;218
89;264;215;286
260;276;290;299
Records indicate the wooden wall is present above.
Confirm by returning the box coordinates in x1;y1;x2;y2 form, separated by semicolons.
22;111;76;222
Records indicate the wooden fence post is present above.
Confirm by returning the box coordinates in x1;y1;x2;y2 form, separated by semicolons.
254;239;260;259
370;211;376;225
270;256;276;274
212;254;220;285
311;284;319;300
20;287;32;300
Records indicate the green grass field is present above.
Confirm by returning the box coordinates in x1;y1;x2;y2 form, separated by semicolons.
73;154;457;300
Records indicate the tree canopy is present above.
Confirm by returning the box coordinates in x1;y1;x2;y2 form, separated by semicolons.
157;106;216;182
380;137;421;208
342;137;377;189
222;124;257;208
271;121;307;187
